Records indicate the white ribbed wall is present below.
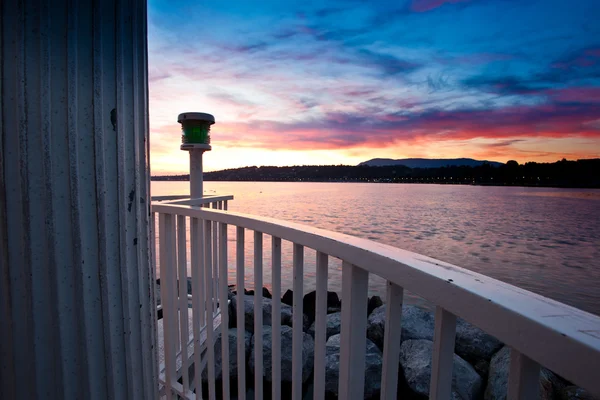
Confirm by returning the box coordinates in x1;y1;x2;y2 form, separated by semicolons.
0;0;157;398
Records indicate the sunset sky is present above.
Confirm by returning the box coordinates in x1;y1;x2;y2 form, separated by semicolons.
148;0;600;174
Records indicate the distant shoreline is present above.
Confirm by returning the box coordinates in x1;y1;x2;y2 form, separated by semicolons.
151;159;600;189
151;177;600;190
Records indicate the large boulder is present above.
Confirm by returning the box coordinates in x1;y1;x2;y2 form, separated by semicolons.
559;386;598;400
249;325;314;384
366;304;503;368
262;287;272;299
325;334;381;357
303;290;341;323
307;312;342;339
201;328;252;382
155;283;161;307
366;304;435;350
455;318;503;368
485;346;558;400
282;289;294;306
324;336;383;398
399;339;482;400
230;295;310;332
367;296;383;316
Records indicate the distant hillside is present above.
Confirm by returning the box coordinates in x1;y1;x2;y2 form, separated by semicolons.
151;159;600;188
359;158;504;168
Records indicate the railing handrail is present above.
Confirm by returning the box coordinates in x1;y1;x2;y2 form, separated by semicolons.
151;194;234;204
151;202;600;393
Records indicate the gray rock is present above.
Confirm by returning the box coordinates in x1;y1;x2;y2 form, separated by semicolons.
325;333;381;357
367;296;383;316
366;304;503;369
559;386;598;400
399;339;482;400
324;351;383;398
230;295;309;332
308;312;342;339
249;325;314;384
201;328;252;381
155;283;161;306
485;346;557;400
366;304;435;350
455;318;503;365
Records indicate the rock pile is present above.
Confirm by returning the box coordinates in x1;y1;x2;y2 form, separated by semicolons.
155;281;594;400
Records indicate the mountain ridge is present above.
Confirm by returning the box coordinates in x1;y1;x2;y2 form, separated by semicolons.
359;157;504;168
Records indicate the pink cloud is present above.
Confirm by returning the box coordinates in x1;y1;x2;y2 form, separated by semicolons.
546;87;600;104
411;0;473;13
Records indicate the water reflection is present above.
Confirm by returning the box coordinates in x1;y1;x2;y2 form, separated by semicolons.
152;182;600;315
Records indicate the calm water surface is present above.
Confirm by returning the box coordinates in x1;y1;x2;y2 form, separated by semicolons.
152;181;600;316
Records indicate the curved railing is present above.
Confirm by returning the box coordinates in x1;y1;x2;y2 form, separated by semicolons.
152;202;600;400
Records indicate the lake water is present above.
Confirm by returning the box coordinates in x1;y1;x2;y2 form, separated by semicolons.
151;181;600;316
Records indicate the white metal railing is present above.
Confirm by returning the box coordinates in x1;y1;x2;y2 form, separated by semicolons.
151;202;600;400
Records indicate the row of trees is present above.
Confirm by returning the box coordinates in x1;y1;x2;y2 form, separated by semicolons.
152;159;600;188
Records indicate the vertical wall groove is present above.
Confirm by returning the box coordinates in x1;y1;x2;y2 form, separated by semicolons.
0;0;156;398
0;1;17;398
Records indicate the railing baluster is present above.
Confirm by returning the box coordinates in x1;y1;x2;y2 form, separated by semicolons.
204;220;216;400
159;213;177;400
338;262;369;400
292;244;304;400
191;217;204;399
177;216;190;393
430;307;457;400
224;200;228;210
254;231;264;398
212;214;219;313
271;237;282;400
508;349;540;399
236;227;246;397
152;212;157;276
219;222;230;399
313;252;329;400
381;282;404;400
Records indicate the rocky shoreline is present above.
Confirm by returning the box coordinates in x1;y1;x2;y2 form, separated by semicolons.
156;280;596;400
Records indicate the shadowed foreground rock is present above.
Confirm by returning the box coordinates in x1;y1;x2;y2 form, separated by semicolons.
559;386;599;400
367;304;435;350
308;311;342;339
249;325;314;384
324;335;383;398
201;328;252;382
230;295;310;332
485;346;559;400
399;339;482;400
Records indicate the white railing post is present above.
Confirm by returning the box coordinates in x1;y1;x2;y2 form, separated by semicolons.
212;211;219;314
254;231;264;399
236;227;246;396
204;220;216;400
430;307;457;400
159;213;177;400
313;252;329;400
177;216;190;393
271;237;282;400
292;244;305;400
508;349;540;399
190;217;205;398
381;282;404;400
338;262;369;400
218;222;230;399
